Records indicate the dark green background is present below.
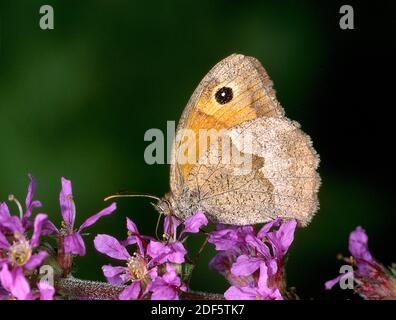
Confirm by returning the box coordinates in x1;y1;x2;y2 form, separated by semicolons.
0;1;394;299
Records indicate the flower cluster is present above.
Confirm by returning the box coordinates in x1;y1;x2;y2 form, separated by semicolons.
0;175;55;299
325;226;396;300
3;175;395;301
208;218;297;300
0;175;116;300
94;212;208;300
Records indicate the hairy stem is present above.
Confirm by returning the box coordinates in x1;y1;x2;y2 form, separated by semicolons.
56;276;224;300
56;277;125;300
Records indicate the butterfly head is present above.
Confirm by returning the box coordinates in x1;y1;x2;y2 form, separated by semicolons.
152;196;173;217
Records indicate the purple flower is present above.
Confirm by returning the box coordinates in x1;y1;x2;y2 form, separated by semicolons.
149;265;187;300
325;226;379;291
208;218;297;300
0;213;49;271
146;211;207;265
0;175;43;234
94;225;155;300
0;176;56;300
94;232;162;300
147;240;187;264
208;225;254;251
95;211;207;300
58;177;117;256
325;226;396;300
225;263;282;300
348;226;380;276
265;219;297;259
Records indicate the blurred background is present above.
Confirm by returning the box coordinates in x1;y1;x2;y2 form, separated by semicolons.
0;0;394;299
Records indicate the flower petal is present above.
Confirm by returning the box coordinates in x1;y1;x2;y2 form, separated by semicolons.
209;251;233;274
0;285;9;300
94;234;130;260
30;213;48;248
0;202;11;224
0;266;33;300
147;240;186;264
245;235;271;259
0;264;13;291
0;231;10;249
180;211;208;237
24;174;42;220
0;215;24;234
149;275;180;301
257;218;281;238
147;240;167;259
78;202;117;232
224;286;257;300
324;275;342;290
277;219;297;251
257;262;269;291
119;281;141;300
266;258;278;277
208;228;239;250
38;281;55;300
151;286;179;300
102;265;126;285
162;265;181;287
163;215;180;238
60;177;76;228
147;267;158;281
126;217;139;234
25;251;48;270
64;232;86;256
167;241;186;264
25;174;36;209
11;267;31;300
126;217;144;255
349;226;373;262
261;288;283;300
324;272;354;290
231;255;262;277
267;219;297;258
41;219;59;235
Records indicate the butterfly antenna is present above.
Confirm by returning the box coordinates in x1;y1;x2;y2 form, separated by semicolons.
104;191;161;202
105;191;166;240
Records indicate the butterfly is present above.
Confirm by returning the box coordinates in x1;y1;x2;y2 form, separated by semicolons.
110;54;320;227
